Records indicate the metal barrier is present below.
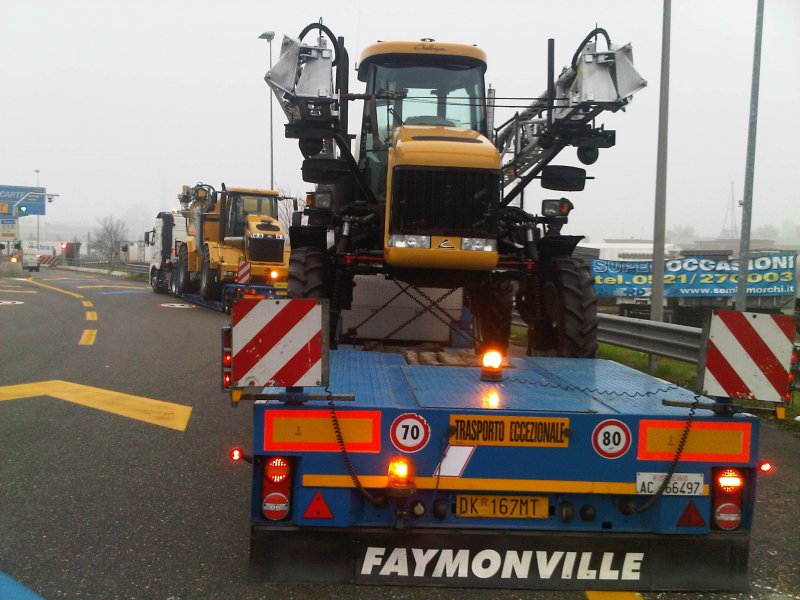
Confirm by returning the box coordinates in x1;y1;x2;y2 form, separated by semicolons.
124;263;149;274
513;313;703;364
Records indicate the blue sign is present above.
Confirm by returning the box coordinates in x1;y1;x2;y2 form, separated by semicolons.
592;253;797;298
0;185;47;216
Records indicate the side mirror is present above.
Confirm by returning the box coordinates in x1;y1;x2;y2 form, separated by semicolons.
144;231;151;245
302;157;353;184
540;165;586;192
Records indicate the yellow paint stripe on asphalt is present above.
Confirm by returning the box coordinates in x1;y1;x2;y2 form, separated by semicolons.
0;289;37;293
82;300;93;307
85;311;97;321
76;284;145;289
26;277;84;299
586;592;644;600
0;380;192;431
79;329;97;345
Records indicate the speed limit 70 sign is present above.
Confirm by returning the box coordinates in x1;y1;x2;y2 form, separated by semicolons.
390;413;431;453
592;419;632;459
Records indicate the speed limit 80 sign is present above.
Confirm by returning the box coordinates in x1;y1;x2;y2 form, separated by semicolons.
390;413;431;453
591;419;632;459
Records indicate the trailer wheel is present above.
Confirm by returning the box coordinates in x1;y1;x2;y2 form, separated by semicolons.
288;246;326;298
539;256;598;358
466;280;514;355
199;247;219;300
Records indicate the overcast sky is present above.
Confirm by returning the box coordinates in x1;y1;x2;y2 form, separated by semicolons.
2;0;798;244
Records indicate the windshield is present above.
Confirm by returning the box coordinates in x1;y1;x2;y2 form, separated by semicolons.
363;63;486;148
225;193;279;237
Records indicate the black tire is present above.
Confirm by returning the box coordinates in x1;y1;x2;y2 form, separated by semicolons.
199;247;219;300
539;256;598;358
466;280;514;355
175;246;196;295
288;246;326;298
150;268;160;293
169;268;178;296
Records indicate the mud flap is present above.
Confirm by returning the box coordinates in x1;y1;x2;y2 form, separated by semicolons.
249;526;750;591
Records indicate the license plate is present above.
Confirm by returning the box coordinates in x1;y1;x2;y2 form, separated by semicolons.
455;495;548;518
636;472;704;496
273;282;288;289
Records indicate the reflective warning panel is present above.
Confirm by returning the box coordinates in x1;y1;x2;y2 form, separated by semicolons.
264;409;381;453
448;415;570;447
231;298;328;388
637;420;751;463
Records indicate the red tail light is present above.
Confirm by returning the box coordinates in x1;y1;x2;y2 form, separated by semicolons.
262;456;292;521
221;327;233;390
712;467;745;531
758;460;773;473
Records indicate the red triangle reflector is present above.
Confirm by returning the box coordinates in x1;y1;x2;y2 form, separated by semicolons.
303;491;333;519
677;500;706;527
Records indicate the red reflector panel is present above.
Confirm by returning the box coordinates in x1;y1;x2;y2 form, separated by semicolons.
303;491;334;519
676;500;706;527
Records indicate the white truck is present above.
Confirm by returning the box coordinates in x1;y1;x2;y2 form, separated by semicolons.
144;210;188;293
21;253;40;272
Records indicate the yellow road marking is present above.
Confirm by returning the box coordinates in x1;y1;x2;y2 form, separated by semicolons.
82;300;93;307
85;311;97;321
79;329;97;345
0;380;192;431
0;289;37;293
76;284;146;289
586;592;644;600
26;277;84;299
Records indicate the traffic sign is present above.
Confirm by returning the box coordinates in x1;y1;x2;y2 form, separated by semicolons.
0;186;47;216
591;419;632;459
390;413;431;453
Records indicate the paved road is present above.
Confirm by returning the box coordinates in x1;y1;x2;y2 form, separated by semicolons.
0;270;797;599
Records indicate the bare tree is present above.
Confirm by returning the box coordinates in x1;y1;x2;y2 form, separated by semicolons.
94;216;127;272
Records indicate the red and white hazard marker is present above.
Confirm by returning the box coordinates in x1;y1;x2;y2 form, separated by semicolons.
231;298;325;388
703;310;795;403
592;419;632;459
390;413;431;453
236;260;251;284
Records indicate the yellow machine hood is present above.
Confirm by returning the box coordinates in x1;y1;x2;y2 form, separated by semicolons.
392;126;500;170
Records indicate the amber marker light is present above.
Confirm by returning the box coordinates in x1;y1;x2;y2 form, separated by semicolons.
387;456;415;490
270;270;279;280
481;350;503;382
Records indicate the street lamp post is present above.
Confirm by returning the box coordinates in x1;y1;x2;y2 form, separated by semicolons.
35;169;40;249
259;31;275;190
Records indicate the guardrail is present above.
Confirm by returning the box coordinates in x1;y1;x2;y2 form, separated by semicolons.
124;263;149;274
513;313;703;364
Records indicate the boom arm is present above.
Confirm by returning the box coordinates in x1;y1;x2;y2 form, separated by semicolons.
496;31;647;205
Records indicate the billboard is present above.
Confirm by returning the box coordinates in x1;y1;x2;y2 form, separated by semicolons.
0;185;47;216
592;253;797;298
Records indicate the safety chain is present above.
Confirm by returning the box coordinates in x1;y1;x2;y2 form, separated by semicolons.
343;282;413;337
382;285;466;342
503;376;681;399
326;388;381;506
630;395;700;513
